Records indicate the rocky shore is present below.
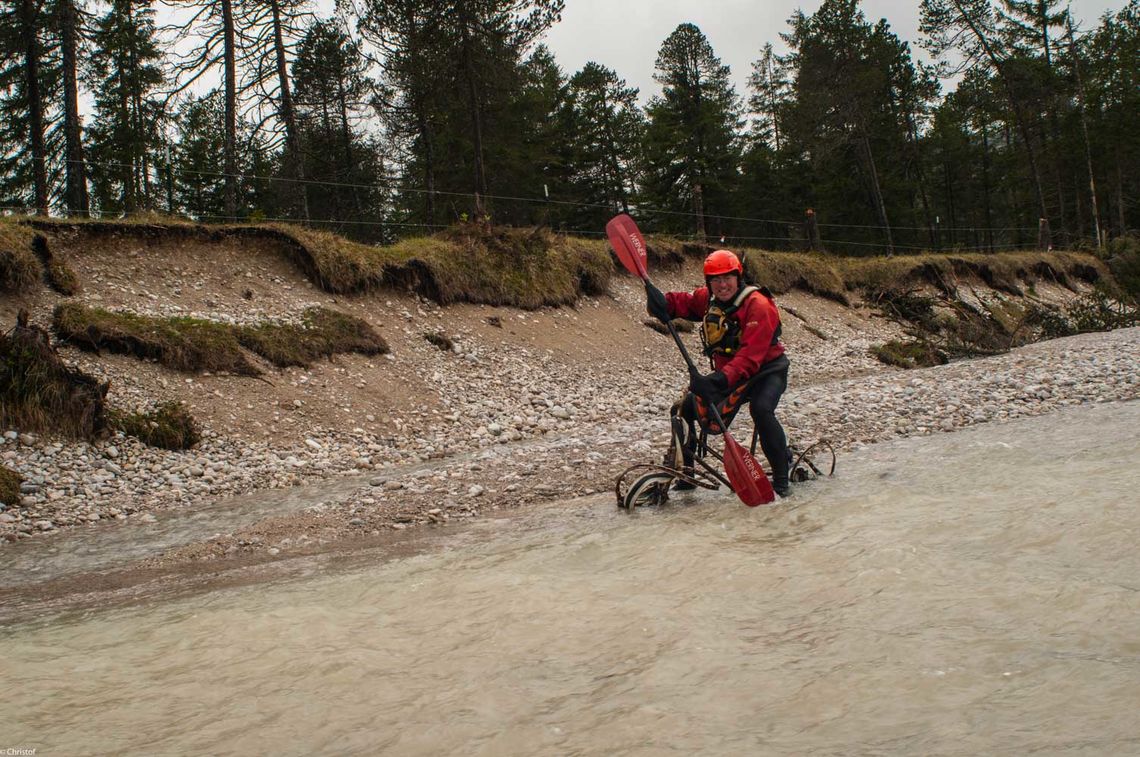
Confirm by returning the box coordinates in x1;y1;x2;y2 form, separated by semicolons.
3;301;1136;567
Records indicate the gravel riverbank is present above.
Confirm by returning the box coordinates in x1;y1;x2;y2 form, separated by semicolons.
6;321;1130;570
2;285;1136;568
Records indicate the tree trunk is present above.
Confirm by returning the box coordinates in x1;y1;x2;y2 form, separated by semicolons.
1114;157;1125;237
860;131;894;254
457;6;487;216
1067;16;1101;249
269;0;309;222
119;69;136;213
222;0;238;219
692;182;706;239
980;122;994;252
337;78;366;222
20;0;49;214
60;0;89;216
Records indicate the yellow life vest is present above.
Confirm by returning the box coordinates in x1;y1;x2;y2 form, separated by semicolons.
701;285;759;358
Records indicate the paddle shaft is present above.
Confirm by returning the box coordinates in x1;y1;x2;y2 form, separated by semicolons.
643;281;737;434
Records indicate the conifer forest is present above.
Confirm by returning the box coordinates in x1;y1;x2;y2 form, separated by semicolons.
1;0;1137;254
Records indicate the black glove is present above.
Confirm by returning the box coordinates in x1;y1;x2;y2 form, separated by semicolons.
645;282;671;323
690;371;728;402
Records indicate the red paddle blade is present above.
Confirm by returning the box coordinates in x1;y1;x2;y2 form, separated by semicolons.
605;214;649;280
722;433;776;507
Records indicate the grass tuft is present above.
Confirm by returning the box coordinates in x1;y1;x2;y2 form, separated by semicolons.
0;222;41;293
32;234;80;295
0;464;22;506
112;401;200;450
1;314;110;439
423;331;454;351
53;303;262;376
237;307;389;368
871;340;948;369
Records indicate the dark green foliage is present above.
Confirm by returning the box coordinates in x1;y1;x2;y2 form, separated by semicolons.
0;464;22;506
237;307;389;368
0;224;40;292
112;401;200;450
1;315;109;439
31;234;79;295
85;0;165;214
1105;236;1140;302
423;331;454;351
639;23;742;237
52;303;262;376
872;339;948;368
552;62;643;231
292;20;391;241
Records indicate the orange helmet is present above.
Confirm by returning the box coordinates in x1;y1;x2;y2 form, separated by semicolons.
704;249;743;277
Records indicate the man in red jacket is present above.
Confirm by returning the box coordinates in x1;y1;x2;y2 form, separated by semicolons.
646;249;792;496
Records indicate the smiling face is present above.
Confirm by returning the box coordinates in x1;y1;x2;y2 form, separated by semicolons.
708;272;740;302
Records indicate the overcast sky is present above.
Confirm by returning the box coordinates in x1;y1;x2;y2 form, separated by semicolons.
541;0;1128;104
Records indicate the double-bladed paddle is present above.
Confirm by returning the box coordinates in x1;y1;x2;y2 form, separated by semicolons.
605;213;775;507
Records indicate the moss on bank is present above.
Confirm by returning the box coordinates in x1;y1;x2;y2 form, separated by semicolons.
0;222;41;293
1;315;110;439
0;464;22;506
111;401;200;450
54;304;389;373
236;307;389;367
53;303;262;376
14;217;1116;313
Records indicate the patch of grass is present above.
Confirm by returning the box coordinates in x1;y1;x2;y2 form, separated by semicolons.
742;251;850;303
423;331;454;351
1;314;110;439
0;464;22;506
384;225;613;309
836;251;1106;296
236;307;389;368
53;303;261;376
871;339;948;369
32;234;80;295
112;401;200;450
0;222;40;293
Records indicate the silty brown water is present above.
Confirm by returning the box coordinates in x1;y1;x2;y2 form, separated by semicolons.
5;400;1139;755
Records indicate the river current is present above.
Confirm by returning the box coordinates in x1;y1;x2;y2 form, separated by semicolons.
4;400;1139;755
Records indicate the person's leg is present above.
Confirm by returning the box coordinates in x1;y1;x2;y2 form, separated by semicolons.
749;367;790;495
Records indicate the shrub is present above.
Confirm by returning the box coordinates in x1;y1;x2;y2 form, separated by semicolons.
0;464;23;506
53;303;261;376
112;401;200;450
0;224;40;293
1;314;110;439
871;340;948;369
237;307;389;368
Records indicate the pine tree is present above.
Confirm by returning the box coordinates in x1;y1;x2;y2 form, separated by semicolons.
0;0;57;212
640;23;742;238
86;0;165;214
241;0;313;221
559;61;643;229
356;0;563;222
292;19;389;238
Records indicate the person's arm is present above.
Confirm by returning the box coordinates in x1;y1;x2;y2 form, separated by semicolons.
665;287;710;321
720;294;779;385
